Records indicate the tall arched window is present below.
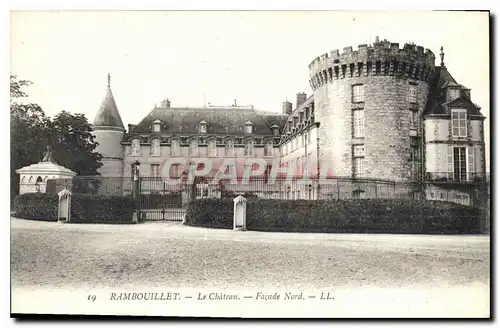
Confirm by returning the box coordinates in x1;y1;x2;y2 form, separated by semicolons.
189;139;199;156
244;140;254;157
150;138;160;156
225;139;234;157
131;139;141;156
208;140;216;157
171;139;179;156
264;141;273;157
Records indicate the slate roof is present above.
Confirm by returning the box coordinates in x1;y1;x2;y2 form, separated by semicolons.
128;106;288;137
93;85;125;129
424;66;483;118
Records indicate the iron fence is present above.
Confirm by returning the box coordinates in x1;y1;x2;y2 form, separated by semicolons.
425;172;489;183
47;174;490;207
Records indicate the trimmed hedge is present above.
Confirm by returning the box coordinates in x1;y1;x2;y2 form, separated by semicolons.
14;193;135;224
184;198;482;234
70;195;135;223
14;193;59;221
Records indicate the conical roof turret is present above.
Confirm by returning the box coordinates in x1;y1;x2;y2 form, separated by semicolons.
93;74;125;129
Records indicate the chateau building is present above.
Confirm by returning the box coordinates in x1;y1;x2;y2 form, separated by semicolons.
92;38;487;206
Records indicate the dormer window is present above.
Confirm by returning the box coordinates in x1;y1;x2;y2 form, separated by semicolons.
448;88;460;101
152;119;162;133
270;124;280;137
198;120;208;134
245;121;253;134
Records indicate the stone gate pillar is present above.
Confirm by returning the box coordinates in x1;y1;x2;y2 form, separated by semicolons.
233;195;247;231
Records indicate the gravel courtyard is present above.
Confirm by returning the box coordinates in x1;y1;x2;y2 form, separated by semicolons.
11;217;490;290
10;217;490;317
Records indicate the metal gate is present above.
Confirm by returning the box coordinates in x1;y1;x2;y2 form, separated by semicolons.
138;177;188;222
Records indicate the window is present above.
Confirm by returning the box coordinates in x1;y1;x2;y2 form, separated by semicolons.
353;145;365;157
448;147;467;181
264;141;273;157
271;125;280;137
353;145;365;178
467;147;475;180
131;139;140;156
208;140;216;157
244;141;254;157
409;84;417;103
410;145;422;181
264;164;272;182
170;164;181;178
198;121;208;134
225;140;234;157
353;190;365;199
451;109;467;138
189;140;198;156
150;139;160;156
245;121;253;134
150;164;160;177
410;110;419;130
307;130;312;144
352;84;364;103
171;139;179;156
196;183;210;198
152;119;162;133
454;194;470;206
352;110;365;138
448;88;460;101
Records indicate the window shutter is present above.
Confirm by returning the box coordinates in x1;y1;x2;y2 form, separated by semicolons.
447;146;454;180
467;147;475;180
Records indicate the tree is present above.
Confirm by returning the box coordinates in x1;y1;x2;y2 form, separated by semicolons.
10;75;103;197
48;111;102;176
10;75;51;197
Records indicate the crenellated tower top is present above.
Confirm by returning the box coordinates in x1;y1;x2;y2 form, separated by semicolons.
308;38;436;90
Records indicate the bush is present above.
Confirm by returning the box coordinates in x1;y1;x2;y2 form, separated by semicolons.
14;193;59;221
184;198;234;229
184;198;482;234
13;193;135;224
70;195;135;223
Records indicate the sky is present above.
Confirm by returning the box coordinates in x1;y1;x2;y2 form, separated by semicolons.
10;11;490;170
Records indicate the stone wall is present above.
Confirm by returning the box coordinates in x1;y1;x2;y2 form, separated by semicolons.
313;69;429;181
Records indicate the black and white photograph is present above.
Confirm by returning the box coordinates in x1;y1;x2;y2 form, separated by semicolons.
8;8;491;319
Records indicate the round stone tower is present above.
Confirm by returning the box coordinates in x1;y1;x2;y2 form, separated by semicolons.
308;38;436;181
92;74;125;177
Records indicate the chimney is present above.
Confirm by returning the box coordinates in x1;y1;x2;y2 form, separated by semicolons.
375;36;380;43
296;93;307;108
282;101;293;115
128;124;133;133
161;98;171;108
